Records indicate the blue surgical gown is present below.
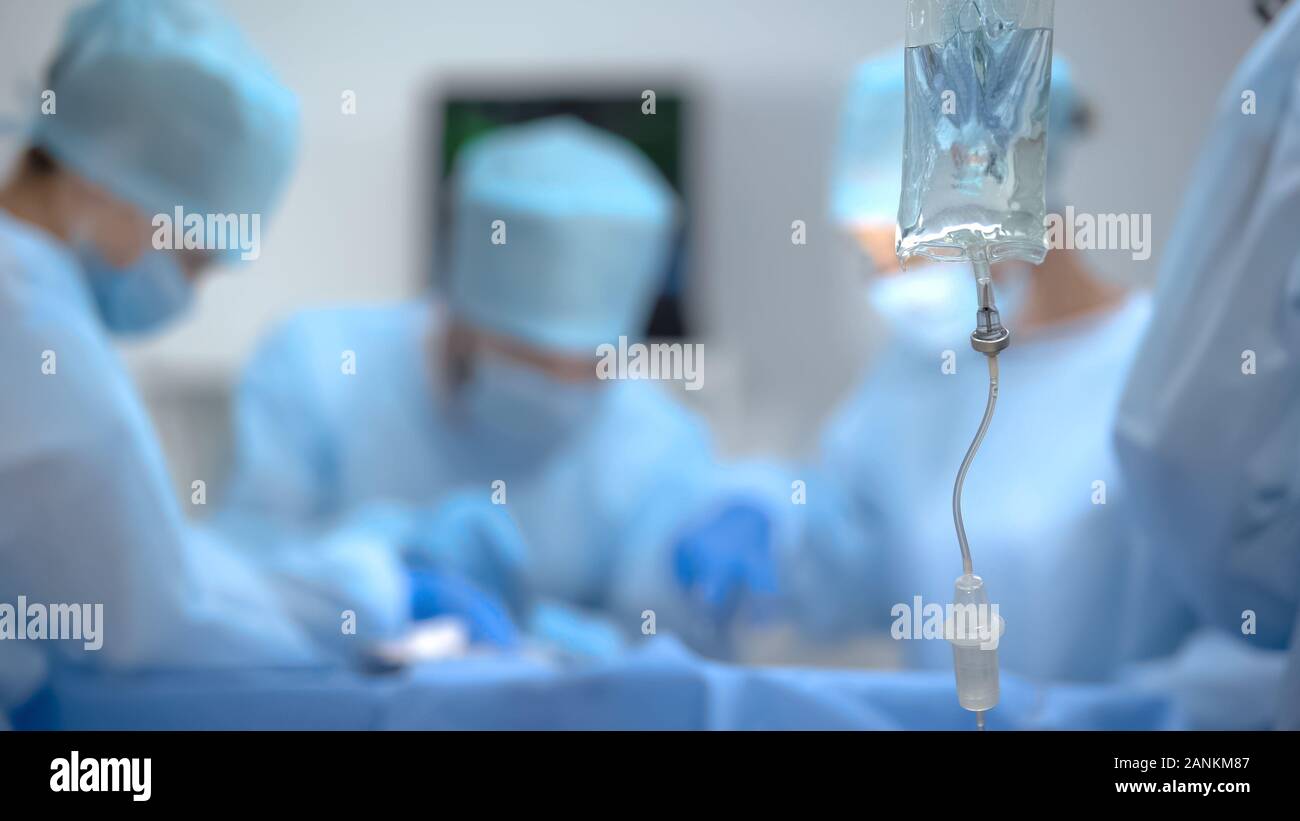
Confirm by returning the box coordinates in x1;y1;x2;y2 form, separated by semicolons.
1114;1;1300;728
803;294;1198;682
215;302;725;636
0;211;411;717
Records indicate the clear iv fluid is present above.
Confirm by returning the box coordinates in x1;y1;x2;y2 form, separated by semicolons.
898;25;1054;264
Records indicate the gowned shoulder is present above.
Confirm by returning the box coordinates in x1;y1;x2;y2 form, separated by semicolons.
0;312;150;459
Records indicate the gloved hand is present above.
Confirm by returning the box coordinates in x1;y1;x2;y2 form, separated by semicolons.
672;501;779;626
405;491;531;618
407;568;519;648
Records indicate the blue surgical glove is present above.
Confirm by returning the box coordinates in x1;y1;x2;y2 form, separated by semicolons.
406;492;531;618
407;568;519;648
672;501;778;626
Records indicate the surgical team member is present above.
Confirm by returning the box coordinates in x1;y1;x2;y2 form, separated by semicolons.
807;52;1194;682
216;117;726;652
0;0;427;718
659;53;1191;684
1115;0;1300;728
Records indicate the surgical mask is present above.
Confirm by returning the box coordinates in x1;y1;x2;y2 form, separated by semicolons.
869;263;1029;352
453;353;605;452
78;246;195;336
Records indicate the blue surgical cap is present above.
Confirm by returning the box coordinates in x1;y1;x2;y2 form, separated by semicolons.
446;116;678;353
830;48;1080;228
31;0;298;226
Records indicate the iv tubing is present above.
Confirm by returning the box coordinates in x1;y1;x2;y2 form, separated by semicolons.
952;249;1003;578
953;354;999;577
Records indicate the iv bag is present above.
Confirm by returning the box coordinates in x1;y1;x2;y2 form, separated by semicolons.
897;0;1056;265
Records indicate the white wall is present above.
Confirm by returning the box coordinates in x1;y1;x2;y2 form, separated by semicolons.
0;1;1265;473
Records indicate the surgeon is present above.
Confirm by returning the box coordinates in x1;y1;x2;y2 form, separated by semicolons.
1114;0;1300;728
215;116;731;656
0;0;495;719
810;52;1191;682
658;52;1198;684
